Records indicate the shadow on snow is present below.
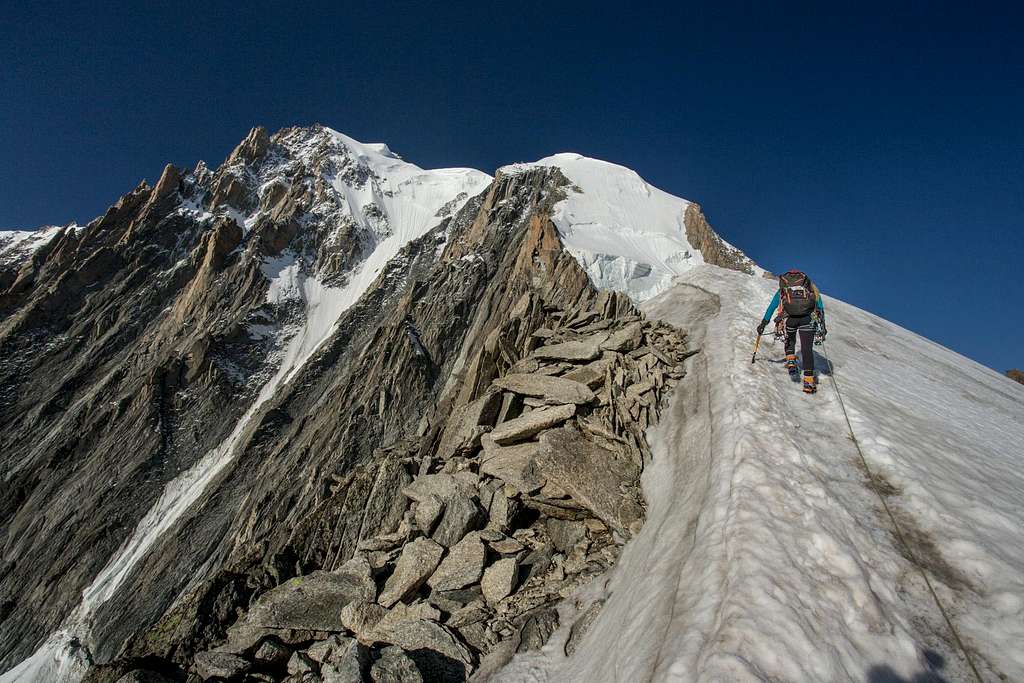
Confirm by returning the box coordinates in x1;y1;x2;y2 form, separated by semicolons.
866;649;951;683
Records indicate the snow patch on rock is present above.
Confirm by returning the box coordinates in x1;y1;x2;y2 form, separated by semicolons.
0;226;76;269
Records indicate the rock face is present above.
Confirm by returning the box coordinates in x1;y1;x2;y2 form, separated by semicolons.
531;333;609;362
683;202;756;274
341;601;387;641
115;292;690;680
371;618;473;674
253;638;291;665
481;558;519;604
204;288;685;674
370;646;423;683
428;533;486;591
601;320;643;353
0;124;705;682
114;671;174;683
159;281;688;681
535;425;644;535
430;492;483;548
564;599;606;656
194;651;250;680
479;439;544;494
309;635;368;681
1007;369;1024;385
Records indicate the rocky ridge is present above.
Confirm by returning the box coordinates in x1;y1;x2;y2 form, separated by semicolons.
682;203;753;275
0;226;67;290
115;295;693;682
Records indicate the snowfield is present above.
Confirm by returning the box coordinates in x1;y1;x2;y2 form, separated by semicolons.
497;265;1024;683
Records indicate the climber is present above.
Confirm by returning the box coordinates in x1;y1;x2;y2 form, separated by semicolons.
757;270;826;393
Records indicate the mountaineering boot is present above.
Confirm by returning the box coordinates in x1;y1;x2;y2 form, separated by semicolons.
802;373;817;394
785;354;799;381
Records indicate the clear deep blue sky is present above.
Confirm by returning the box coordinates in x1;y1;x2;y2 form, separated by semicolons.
2;2;1022;371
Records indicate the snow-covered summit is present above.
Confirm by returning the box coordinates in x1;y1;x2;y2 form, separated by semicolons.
181;125;492;307
200;125;491;251
502;153;760;301
248;127;492;370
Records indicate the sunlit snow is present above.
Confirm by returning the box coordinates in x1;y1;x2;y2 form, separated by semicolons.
502;154;755;301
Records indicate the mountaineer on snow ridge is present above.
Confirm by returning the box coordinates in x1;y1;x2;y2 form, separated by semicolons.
757;269;826;393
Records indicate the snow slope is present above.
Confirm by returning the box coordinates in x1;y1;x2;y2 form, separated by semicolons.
502;154;757;300
499;265;1024;683
325;129;489;241
0;132;491;683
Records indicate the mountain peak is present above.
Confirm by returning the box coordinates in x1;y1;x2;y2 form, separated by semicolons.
501;151;761;300
224;125;270;166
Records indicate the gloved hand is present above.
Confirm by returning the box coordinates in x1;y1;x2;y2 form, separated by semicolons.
757;319;768;335
818;319;827;338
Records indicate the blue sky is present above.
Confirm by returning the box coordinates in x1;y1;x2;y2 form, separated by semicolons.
2;1;1022;371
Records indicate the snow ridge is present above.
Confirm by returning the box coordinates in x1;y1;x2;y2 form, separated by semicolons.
498;265;1024;683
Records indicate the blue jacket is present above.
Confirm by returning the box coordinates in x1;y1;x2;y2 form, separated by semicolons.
762;288;824;323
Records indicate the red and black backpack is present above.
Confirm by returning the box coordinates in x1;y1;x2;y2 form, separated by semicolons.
779;270;816;316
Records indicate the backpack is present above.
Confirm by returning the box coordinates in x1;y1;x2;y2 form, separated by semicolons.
779;270;816;316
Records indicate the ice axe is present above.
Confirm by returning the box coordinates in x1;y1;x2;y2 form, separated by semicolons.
751;333;762;363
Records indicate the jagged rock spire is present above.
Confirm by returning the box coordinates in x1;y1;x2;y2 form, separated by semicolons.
225;125;270;165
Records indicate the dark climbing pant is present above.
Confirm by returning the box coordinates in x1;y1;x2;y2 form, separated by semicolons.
784;314;815;376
